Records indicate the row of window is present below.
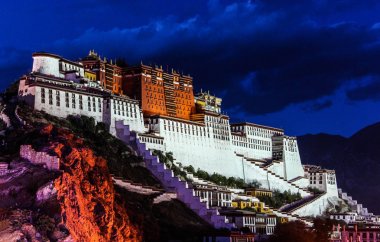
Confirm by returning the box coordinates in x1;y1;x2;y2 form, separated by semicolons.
41;88;101;112
139;136;164;145
112;100;138;118
61;62;82;73
232;136;271;146
145;85;164;93
206;116;229;124
195;190;232;201
243;217;276;226
163;124;206;136
175;98;192;106
144;77;163;86
232;141;272;151
284;140;298;152
231;125;282;138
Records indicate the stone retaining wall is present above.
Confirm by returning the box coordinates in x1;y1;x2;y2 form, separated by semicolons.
115;120;234;229
20;145;60;171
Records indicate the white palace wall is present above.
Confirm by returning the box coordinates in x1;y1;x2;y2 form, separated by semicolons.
147;116;243;178
32;55;61;77
231;123;283;161
18;75;145;133
19;75;312;198
18;52;350;220
283;137;304;181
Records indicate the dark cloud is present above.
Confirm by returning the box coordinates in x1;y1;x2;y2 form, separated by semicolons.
346;79;380;101
2;0;380;116
302;100;333;112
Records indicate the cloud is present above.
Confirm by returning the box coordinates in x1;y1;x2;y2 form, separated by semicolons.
346;78;380;101
302;100;333;112
0;47;33;90
3;0;380;116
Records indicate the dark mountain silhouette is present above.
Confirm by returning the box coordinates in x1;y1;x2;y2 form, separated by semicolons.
298;122;380;214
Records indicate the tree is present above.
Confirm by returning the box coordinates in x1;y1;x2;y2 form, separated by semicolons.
184;165;195;174
313;217;346;242
269;221;315;242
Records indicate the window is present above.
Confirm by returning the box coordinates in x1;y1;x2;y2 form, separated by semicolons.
88;97;91;111
65;92;69;108
41;88;45;103
98;98;101;112
56;90;60;106
48;89;53;105
72;93;76;108
92;97;96;112
79;95;83;110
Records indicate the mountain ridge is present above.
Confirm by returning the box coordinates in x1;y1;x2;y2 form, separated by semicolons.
298;121;380;214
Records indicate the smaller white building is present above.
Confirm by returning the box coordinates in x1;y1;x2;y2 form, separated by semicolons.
304;165;338;197
18;73;145;134
192;181;233;208
222;210;277;235
330;212;358;224
32;52;85;80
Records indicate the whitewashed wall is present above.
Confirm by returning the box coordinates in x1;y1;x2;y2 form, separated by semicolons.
283;137;305;181
32;56;60;77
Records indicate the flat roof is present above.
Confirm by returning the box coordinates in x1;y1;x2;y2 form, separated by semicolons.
149;114;206;126
32;52;61;59
230;122;284;132
32;52;83;67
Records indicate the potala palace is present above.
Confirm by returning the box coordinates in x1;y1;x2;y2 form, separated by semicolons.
17;51;377;234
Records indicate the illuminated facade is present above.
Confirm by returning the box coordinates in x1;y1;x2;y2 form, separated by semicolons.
81;50;123;94
123;64;195;120
19;51;359;220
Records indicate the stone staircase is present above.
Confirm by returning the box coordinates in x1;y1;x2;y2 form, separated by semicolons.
115;120;235;229
238;154;311;197
338;188;371;216
278;193;324;213
288;176;305;183
112;176;163;195
272;209;314;227
153;192;177;204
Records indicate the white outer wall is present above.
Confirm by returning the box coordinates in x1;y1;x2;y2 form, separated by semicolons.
292;177;310;188
267;161;285;178
292;194;340;217
231;124;283;160
307;171;338;197
151;117;242;178
242;160;309;196
139;135;165;151
283;138;305;181
107;98;145;135
19;81;145;135
32;56;61;77
141;117;310;196
60;60;84;77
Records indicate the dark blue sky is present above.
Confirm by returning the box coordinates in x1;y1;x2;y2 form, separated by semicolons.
2;0;380;136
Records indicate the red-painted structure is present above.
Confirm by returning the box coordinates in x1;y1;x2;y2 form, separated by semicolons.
330;224;380;242
123;64;195;120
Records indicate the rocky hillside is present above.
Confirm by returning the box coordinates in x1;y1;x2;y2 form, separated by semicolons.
298;122;380;214
0;96;216;241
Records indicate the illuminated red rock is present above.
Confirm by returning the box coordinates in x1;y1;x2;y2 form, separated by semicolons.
37;125;141;242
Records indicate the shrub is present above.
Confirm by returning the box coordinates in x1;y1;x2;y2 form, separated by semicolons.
35;214;55;236
258;190;302;209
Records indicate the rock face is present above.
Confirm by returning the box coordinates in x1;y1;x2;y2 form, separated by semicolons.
35;181;57;206
38;125;141;242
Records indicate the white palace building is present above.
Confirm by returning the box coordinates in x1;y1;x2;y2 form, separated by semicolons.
18;51;364;218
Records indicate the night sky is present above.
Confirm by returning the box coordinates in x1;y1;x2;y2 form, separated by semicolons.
1;0;380;136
